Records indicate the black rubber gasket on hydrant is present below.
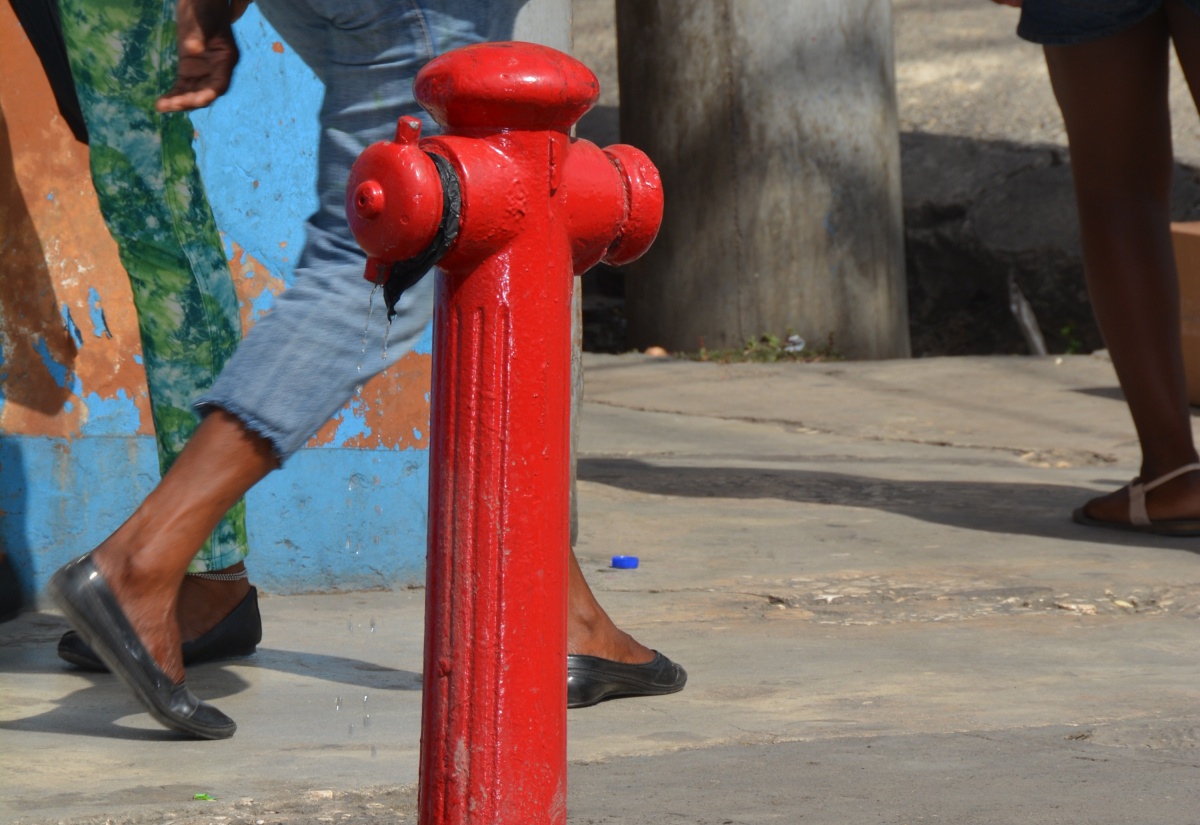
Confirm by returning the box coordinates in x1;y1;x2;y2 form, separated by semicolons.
382;152;462;322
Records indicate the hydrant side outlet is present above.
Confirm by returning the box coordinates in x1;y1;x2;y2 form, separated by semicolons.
345;116;444;282
601;144;665;267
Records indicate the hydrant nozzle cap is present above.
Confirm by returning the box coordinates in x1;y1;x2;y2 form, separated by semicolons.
345;134;444;268
353;181;386;220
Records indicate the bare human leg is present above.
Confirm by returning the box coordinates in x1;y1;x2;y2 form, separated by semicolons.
86;406;654;686
88;410;278;684
1045;8;1200;526
176;562;251;642
568;549;653;663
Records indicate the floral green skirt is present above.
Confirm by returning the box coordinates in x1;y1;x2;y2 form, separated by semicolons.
58;0;248;571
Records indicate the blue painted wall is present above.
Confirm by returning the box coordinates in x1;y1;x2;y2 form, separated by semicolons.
191;8;321;297
1;437;430;596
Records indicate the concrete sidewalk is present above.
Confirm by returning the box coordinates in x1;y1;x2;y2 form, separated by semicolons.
2;353;1199;823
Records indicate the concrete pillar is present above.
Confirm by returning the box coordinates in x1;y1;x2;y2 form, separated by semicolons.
514;0;571;48
616;0;910;359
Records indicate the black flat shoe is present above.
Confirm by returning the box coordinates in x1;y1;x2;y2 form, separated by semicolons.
58;586;262;671
567;651;687;708
48;555;236;740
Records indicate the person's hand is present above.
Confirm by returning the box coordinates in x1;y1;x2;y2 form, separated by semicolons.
155;0;242;113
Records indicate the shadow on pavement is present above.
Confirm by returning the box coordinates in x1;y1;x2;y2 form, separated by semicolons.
0;624;421;739
240;647;421;691
579;457;1200;553
0;668;251;741
0;615;422;690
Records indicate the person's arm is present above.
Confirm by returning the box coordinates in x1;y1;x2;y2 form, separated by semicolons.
155;0;250;113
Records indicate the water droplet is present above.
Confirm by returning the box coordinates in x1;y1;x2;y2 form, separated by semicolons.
363;714;371;728
363;694;368;708
347;619;354;633
360;284;379;366
335;696;341;711
382;315;393;362
369;618;376;633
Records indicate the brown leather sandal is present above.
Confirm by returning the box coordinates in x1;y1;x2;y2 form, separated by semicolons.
1073;462;1200;536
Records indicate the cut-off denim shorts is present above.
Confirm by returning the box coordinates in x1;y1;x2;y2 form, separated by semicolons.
1019;0;1200;45
200;0;585;545
197;0;527;460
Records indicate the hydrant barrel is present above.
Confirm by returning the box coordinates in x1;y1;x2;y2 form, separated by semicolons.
345;41;663;825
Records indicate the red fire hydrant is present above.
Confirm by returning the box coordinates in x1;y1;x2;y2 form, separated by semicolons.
345;43;663;824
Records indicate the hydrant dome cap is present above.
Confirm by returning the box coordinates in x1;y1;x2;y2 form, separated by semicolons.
416;42;599;133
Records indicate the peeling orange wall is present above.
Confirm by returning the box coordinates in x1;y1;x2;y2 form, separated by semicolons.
0;1;152;439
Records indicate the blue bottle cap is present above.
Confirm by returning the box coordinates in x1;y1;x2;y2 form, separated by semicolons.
611;555;639;569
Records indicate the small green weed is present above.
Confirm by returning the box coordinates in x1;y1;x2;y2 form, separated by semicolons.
686;332;842;364
1059;323;1083;355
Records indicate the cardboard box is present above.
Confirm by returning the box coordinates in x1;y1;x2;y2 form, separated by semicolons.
1171;222;1200;406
